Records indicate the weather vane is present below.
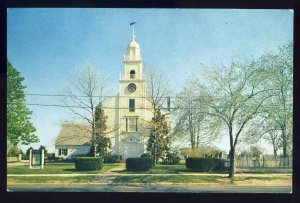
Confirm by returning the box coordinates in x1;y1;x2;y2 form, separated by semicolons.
130;19;136;38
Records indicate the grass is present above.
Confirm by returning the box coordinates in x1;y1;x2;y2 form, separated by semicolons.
7;174;291;185
7;162;292;185
116;164;228;174
238;167;292;174
112;175;222;184
111;175;291;185
7;176;95;184
116;164;186;174
7;162;120;174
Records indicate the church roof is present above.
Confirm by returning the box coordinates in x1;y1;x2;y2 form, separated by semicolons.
128;37;140;48
55;124;92;146
124;36;142;61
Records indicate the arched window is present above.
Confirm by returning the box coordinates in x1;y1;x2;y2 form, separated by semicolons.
130;70;136;79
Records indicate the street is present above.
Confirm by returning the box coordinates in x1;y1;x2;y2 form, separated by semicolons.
7;184;292;193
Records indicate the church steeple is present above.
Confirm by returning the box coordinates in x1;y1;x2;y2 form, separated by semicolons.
124;20;142;62
121;23;144;81
124;37;142;61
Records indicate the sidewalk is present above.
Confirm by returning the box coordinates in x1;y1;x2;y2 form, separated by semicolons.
7;183;292;193
7;173;292;177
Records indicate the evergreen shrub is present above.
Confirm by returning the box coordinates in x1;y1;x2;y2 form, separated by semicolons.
75;157;103;171
140;153;153;159
140;153;154;165
162;152;181;165
126;158;153;171
186;157;225;172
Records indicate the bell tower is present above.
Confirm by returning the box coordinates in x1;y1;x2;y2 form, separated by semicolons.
123;36;143;80
117;24;147;160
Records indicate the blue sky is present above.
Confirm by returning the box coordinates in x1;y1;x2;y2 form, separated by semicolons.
7;8;293;153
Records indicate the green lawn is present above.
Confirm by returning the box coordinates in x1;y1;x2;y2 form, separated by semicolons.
117;164;228;174
112;175;223;184
7;174;292;185
7;162;120;174
7;176;96;184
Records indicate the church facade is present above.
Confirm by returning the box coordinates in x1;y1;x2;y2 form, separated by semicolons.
102;34;154;160
55;34;159;160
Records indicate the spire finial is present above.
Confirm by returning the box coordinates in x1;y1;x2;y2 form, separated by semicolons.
130;19;136;39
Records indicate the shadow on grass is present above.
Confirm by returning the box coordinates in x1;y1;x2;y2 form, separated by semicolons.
111;169;229;175
63;168;78;172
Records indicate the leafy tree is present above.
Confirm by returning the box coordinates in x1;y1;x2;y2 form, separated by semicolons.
180;146;226;158
174;86;217;150
238;150;250;158
192;59;271;178
147;109;170;165
7;145;22;157
260;43;293;159
249;146;264;158
23;147;33;160
7;60;39;146
243;43;293;161
39;145;48;157
92;103;111;157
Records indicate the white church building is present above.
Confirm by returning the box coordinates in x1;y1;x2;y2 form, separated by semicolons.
55;30;167;160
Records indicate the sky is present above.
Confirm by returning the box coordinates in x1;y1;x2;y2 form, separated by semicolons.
7;8;293;153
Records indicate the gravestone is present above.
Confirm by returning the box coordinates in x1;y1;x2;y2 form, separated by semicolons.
29;149;44;169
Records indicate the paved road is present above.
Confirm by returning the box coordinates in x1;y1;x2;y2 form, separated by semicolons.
7;184;292;193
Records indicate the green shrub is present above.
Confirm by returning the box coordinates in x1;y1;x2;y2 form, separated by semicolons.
140;153;154;165
186;157;225;172
75;157;103;171
126;158;153;171
104;155;121;163
140;153;153;159
162;152;181;165
46;153;58;161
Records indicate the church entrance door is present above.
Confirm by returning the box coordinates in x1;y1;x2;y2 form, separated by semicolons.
123;135;144;160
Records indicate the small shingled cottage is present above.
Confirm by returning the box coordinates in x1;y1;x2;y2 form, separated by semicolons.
55;124;92;160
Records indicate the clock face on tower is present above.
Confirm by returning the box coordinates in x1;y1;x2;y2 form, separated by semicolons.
128;83;137;93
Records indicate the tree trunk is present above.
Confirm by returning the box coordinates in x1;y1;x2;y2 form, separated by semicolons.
273;147;278;161
229;148;235;178
282;128;287;167
153;144;157;166
94;144;97;157
282;129;287;158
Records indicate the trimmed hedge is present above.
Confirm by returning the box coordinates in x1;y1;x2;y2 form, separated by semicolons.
104;155;121;163
186;157;225;172
140;153;154;165
75;157;103;171
126;158;153;171
140;153;153;159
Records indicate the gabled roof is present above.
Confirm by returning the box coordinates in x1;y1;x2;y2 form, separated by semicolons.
55;124;92;146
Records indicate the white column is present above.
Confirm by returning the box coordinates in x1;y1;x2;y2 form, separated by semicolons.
41;149;44;169
29;149;32;169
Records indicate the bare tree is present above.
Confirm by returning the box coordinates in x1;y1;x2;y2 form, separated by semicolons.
145;66;171;116
62;64;108;157
143;66;172;164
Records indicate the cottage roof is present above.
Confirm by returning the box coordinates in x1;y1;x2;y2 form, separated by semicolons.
55;124;92;146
